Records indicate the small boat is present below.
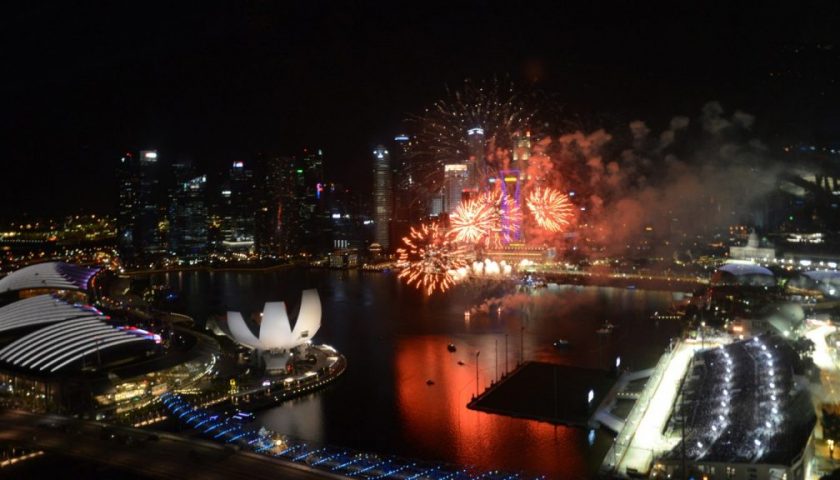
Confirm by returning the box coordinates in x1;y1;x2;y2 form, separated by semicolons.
457;360;465;366
553;339;571;350
597;321;616;335
447;343;457;352
426;379;435;386
231;410;255;423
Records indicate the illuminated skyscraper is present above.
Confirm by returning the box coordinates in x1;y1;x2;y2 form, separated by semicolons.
136;150;165;255
444;164;469;213
170;174;208;259
372;145;393;251
116;152;138;259
512;131;531;174
219;161;255;251
254;154;292;256
467;127;486;191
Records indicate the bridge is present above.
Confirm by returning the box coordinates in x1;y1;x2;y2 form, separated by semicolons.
161;393;540;480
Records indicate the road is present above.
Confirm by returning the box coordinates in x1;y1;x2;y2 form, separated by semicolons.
0;410;345;479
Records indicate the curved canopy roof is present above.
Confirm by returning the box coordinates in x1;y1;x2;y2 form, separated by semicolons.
0;294;101;334
718;262;774;277
802;270;840;282
0;262;101;294
226;289;321;351
0;316;155;373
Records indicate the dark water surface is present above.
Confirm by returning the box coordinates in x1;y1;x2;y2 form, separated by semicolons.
153;268;684;478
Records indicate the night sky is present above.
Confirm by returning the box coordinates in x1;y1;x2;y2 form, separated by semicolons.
3;1;839;219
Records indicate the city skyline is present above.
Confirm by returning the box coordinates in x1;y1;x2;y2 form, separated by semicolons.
2;4;840;479
3;2;839;218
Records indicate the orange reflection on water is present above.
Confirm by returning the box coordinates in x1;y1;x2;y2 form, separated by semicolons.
394;335;592;477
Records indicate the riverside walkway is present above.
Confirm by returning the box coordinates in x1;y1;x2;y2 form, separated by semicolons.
162;393;542;480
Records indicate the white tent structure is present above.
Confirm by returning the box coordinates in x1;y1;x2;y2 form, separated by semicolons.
225;289;322;352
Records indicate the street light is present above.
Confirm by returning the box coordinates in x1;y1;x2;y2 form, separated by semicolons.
475;351;481;397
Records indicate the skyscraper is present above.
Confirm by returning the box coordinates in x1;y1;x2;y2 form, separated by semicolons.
219;161;256;251
137;150;165;255
170;174;208;259
444;164;469;213
372;145;393;251
116;152;138;260
391;134;420;244
467;127;486;191
254;154;289;257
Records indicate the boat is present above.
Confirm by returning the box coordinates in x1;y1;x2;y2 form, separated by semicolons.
553;339;571;350
597;321;616;335
457;360;465;366
230;410;255;423
447;343;457;352
426;379;435;386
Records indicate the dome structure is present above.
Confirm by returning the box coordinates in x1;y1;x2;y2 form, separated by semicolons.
0;261;101;294
225;289;322;351
712;262;776;287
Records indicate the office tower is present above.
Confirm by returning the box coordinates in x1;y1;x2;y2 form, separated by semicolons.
372;145;393;251
116;152;138;260
170;174;208;260
512;131;531;175
443;163;469;213
467;127;486;191
254;154;293;256
219;161;255;251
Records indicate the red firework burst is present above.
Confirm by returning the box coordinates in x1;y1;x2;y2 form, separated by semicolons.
526;187;574;232
397;223;467;296
449;198;497;244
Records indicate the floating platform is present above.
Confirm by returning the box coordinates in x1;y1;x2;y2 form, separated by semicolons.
467;361;615;427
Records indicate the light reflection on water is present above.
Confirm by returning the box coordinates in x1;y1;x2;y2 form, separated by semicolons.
155;268;682;478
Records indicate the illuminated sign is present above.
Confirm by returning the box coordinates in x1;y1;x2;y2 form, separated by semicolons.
394;134;410;141
142;151;158;159
232;161;244;168
316;182;323;199
444;164;467;172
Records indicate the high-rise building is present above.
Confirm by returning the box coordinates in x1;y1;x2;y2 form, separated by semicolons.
137;150;165;255
467;127;486;191
254;154;292;257
372;145;393;251
443;163;469;213
512;131;531;175
116;153;138;259
170;174;208;260
286;148;327;255
219;161;255;251
391;134;420;244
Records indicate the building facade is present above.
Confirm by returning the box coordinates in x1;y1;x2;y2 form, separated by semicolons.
372;145;393;251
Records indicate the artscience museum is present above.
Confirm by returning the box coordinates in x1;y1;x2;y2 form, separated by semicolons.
222;289;323;374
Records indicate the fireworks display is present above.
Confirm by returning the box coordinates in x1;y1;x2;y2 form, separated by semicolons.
526;187;574;232
449;198;496;244
397;223;467;296
407;78;537;191
395;80;580;296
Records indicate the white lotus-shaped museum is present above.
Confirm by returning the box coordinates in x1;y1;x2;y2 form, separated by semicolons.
226;289;321;352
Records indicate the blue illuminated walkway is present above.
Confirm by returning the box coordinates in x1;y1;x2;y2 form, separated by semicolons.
161;393;542;480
